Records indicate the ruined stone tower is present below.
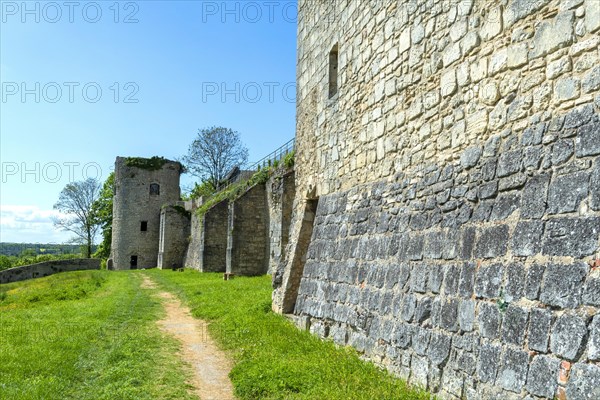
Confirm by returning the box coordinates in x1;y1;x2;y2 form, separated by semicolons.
109;156;182;270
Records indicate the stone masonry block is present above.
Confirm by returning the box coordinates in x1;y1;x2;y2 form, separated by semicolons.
566;363;600;400
521;174;550;219
478;302;502;339
458;262;475;298
550;313;588;361
511;221;544;257
542;218;600;257
477;340;502;383
526;355;560;398
440;298;459;332
528;307;553;353
576;120;600;157
547;171;589;214
501;305;529;346
458;299;475;332
525;264;545;300
540;262;588;308
497;150;522;177
503;263;526;302
588;315;600;361
591;157;600;211
475;263;504;299
427;332;452;366
497;347;530;393
583;273;600;307
475;225;509;259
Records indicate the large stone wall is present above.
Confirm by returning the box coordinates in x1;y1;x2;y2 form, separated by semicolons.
267;171;296;274
185;199;229;272
0;259;101;284
110;157;182;270
291;0;600;198
227;184;270;276
274;0;600;398
157;203;191;269
293;106;600;399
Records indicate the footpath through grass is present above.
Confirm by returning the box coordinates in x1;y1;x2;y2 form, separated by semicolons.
0;271;196;400
147;269;430;400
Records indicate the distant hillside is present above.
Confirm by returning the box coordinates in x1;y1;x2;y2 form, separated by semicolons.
0;243;94;257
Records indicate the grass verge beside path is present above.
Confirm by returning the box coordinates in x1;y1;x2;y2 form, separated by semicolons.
147;269;431;400
0;271;197;400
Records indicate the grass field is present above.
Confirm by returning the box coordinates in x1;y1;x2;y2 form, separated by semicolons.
1;269;430;400
0;271;196;400
146;269;430;400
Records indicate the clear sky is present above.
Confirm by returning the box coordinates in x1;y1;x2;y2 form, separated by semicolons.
0;0;298;243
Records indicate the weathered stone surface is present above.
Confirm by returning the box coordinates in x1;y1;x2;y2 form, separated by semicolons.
460;146;482;169
427;332;451;366
550;313;588;360
592;158;600;211
501;305;529;346
497;150;522;177
547;171;589;214
503;263;526;302
474;226;509;259
525;264;545;300
529;11;574;59
478;302;502;338
542;218;600;257
528;307;553;353
490;193;520;220
521;174;549;219
588;315;600;361
566;363;600;400
440;298;459;332
583;66;600;94
526;355;560;398
511;221;544;256
585;0;600;33
475;264;504;299
540;262;588;308
583;274;600;306
576;121;600;157
497;347;530;393
458;299;475;332
504;0;550;28
477;340;502;383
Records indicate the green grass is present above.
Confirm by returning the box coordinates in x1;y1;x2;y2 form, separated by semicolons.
146;269;430;400
0;271;197;400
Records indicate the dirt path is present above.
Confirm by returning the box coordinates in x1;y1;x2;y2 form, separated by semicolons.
141;275;235;400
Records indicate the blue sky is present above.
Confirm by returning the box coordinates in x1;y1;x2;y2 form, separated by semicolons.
0;0;298;243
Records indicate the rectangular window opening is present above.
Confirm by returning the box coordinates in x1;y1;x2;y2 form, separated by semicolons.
141;221;148;231
328;44;339;99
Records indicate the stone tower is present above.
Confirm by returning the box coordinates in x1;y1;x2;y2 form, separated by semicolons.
109;156;182;270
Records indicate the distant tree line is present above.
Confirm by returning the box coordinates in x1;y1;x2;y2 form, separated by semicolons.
0;245;91;272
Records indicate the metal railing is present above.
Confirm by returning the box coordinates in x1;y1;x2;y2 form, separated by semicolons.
246;138;295;171
214;138;296;193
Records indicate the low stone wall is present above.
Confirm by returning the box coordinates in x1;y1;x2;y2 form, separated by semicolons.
0;259;101;284
293;106;600;399
227;184;270;276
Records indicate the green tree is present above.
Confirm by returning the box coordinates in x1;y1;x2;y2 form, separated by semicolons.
182;126;249;188
53;178;101;258
0;255;12;271
91;173;115;259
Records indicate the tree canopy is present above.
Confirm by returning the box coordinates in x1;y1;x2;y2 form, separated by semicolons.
182;126;249;188
52;178;101;258
91;172;114;259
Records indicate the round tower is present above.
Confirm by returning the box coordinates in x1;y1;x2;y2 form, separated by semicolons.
109;156;182;270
